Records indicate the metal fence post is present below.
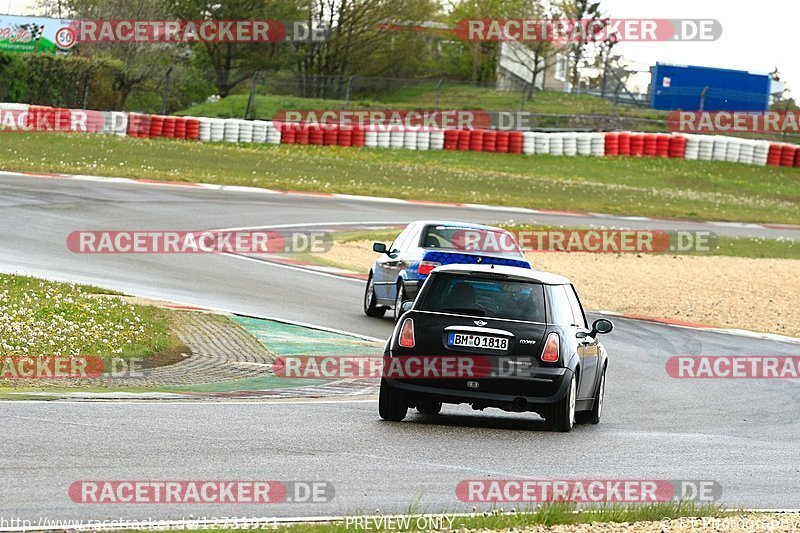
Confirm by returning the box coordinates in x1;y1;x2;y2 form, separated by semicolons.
612;82;622;129
434;78;444;111
699;86;709;113
345;76;354;110
82;74;90;110
245;72;259;120
160;67;173;115
520;82;528;112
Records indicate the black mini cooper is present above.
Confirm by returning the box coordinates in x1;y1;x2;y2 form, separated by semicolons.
379;264;613;432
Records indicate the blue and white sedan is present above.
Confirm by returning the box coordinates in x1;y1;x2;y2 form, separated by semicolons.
364;221;532;321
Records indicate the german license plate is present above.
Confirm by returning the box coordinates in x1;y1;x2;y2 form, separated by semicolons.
448;332;508;351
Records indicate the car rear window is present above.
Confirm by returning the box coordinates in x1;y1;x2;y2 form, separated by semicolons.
422;226;523;256
419;274;546;322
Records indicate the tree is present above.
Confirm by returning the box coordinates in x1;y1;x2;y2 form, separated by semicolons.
171;0;305;97
559;0;606;90
295;0;441;97
447;0;527;84
490;0;567;99
39;0;180;109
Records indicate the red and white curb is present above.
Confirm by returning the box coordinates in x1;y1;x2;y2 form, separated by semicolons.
3;169;798;231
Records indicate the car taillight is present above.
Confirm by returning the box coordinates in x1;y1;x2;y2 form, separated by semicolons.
398;318;415;348
418;261;441;276
541;332;560;363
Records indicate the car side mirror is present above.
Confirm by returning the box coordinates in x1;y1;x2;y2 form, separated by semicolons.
401;300;414;313
590;318;614;337
373;242;387;254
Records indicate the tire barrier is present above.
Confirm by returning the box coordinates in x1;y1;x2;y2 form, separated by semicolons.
780;144;798;167
712;136;728;161
534;132;550;154
469;129;484;151
738;140;755;165
766;143;782;166
430;130;445;150
605;132;619;156
482;129;497;152
576;133;592;156
456;129;470;151
561;133;577;157
223;119;240;143
389;127;404;149
496;131;510;153
252;120;268;143
643;134;658;156
754;141;769;166
364;128;378;148
684;134;700;160
617;132;631;156
668;135;687;158
197;117;211;142
630;133;645;156
416;130;430;151
403;129;418;150
698;135;714;161
338;125;353;147
590;133;605;156
377;128;391;148
3;101;799;169
209;118;225;142
656;134;670;157
522;132;535;155
237;119;254;143
725;138;741;163
508;131;523;154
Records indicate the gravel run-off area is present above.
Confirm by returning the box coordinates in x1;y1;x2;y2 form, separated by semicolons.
314;242;800;337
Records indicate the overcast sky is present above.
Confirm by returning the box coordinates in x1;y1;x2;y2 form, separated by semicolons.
2;0;796;97
598;0;795;95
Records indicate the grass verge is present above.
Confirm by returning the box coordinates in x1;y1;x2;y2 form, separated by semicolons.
333;226;800;260
150;502;726;532
178;88;666;121
2;133;799;224
0;274;180;362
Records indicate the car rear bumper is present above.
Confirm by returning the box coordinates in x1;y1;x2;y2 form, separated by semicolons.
385;367;573;410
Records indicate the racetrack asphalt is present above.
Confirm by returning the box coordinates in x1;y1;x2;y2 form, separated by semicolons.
1;173;799;521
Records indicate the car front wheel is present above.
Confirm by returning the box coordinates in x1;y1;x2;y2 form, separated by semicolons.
379;379;408;421
364;272;386;318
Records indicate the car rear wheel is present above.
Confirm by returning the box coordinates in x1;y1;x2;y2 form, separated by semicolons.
379;379;407;421
549;373;577;432
364;273;386;318
578;366;605;425
416;399;442;415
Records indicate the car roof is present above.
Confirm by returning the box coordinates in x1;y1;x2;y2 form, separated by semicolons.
433;264;572;285
411;220;510;232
